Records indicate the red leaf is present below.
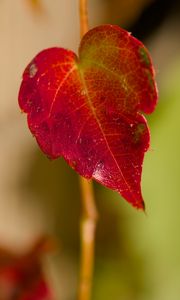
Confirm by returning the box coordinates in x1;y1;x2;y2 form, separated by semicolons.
18;25;158;209
0;237;54;300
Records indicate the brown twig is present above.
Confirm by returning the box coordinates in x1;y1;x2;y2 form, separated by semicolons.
78;177;98;300
78;2;98;299
79;0;89;37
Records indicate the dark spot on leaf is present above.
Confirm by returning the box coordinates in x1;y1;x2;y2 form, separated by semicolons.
139;47;150;66
145;69;154;89
133;123;146;144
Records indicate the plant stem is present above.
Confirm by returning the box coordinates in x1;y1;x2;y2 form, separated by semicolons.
78;177;98;300
78;1;98;299
79;0;89;37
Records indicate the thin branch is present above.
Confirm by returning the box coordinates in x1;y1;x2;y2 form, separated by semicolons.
79;0;89;37
78;1;98;300
78;176;98;300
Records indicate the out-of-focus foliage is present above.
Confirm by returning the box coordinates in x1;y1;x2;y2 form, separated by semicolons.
0;236;54;300
98;0;151;27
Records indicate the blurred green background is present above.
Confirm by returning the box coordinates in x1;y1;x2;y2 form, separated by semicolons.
0;0;180;299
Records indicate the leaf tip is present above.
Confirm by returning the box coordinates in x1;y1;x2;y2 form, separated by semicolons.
132;199;146;211
141;200;146;212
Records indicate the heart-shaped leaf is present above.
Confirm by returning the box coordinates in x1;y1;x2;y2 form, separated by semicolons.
18;25;158;209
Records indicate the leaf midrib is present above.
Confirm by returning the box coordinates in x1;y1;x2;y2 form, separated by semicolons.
78;66;135;199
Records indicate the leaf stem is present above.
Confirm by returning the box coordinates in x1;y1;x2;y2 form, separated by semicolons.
79;0;89;37
78;1;98;300
78;176;98;300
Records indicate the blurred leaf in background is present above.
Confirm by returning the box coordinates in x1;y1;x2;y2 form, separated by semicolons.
0;236;54;300
100;0;152;27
